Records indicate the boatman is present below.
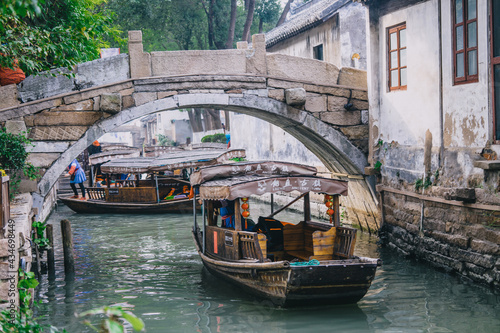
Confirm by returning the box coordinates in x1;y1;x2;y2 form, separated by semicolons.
67;159;87;200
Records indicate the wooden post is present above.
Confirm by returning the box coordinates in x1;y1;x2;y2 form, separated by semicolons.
60;219;75;277
46;224;56;280
234;199;242;231
303;193;311;222
333;195;340;227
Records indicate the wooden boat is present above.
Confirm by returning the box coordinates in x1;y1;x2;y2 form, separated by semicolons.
59;149;245;214
190;161;380;306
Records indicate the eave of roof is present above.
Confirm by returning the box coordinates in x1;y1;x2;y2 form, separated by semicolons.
265;0;351;49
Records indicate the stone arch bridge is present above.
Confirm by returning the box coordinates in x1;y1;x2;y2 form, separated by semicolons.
0;32;378;232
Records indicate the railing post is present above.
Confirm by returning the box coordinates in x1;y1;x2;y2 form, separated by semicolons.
0;176;9;229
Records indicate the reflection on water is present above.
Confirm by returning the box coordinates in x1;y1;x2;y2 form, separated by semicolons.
35;202;500;332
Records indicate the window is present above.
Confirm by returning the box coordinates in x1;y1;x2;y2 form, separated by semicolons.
388;23;407;91
313;44;323;61
453;0;478;84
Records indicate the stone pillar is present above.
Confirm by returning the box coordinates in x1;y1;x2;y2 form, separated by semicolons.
128;30;152;79
246;34;267;75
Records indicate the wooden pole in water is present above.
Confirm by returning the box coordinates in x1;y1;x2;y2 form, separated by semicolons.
46;224;56;279
60;219;75;277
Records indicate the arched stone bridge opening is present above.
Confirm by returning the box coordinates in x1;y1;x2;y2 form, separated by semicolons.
0;32;378;232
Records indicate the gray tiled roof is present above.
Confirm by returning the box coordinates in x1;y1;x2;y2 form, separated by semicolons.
266;0;351;48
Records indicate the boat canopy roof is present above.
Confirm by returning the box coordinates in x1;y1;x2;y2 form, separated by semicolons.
100;149;245;174
190;161;348;200
89;147;141;165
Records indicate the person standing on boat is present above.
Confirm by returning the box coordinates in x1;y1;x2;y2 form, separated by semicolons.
67;159;87;200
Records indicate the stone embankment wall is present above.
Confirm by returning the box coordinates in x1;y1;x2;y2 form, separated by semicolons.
378;185;500;289
0;193;34;309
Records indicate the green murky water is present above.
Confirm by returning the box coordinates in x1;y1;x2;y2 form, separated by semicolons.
34;203;500;332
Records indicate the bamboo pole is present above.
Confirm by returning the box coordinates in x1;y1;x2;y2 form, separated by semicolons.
60;219;75;277
46;224;56;280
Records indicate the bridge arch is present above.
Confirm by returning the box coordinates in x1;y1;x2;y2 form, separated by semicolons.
39;92;368;196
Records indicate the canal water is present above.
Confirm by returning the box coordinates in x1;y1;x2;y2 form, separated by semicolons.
35;202;500;332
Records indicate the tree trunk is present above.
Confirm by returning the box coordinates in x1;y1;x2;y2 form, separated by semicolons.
226;0;237;49
202;108;222;131
224;111;230;132
188;108;204;133
241;0;255;42
276;0;292;27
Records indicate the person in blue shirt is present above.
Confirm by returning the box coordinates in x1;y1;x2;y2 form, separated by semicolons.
67;159;87;200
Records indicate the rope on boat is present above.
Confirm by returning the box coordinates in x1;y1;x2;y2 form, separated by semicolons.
289;259;320;266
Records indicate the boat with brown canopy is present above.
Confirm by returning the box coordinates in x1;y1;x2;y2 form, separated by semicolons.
59;149;245;214
190;161;380;306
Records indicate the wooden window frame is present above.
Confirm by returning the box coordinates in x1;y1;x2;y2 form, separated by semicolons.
313;44;324;61
388;23;407;91
453;0;478;85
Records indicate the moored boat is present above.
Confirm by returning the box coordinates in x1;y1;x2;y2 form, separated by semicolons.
59;149;245;214
190;161;380;306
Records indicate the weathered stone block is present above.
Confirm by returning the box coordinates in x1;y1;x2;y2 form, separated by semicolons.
5;120;27;134
337;67;367;89
29;141;72;153
470;239;500;255
340;125;368;140
285;88;306;106
62;82;133;105
28;126;88;141
266;53;339;86
26;153;60;168
52;100;94;112
351;99;369;110
75;53;130;88
27;111;102;126
158;91;178;99
444;188;476;203
320;111;361;126
305;95;327;112
132;92;156;107
432;231;469;248
100;93;122;114
17;68;73;103
122;95;134;109
268;79;304;89
327;95;349;112
450;248;495;268
0;84;20;109
151;50;246;76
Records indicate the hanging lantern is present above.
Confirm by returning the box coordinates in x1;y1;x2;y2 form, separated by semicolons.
325;194;335;224
241;198;250;219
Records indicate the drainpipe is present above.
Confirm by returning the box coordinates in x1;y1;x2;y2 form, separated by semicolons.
438;0;444;167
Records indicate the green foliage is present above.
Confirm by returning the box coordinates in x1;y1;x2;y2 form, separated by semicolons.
374;161;382;172
0;0;42;17
0;129;39;199
201;133;227;143
415;176;432;191
156;134;174;147
0;0;119;76
415;178;423;191
32;221;50;249
78;305;145;333
104;0;282;51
